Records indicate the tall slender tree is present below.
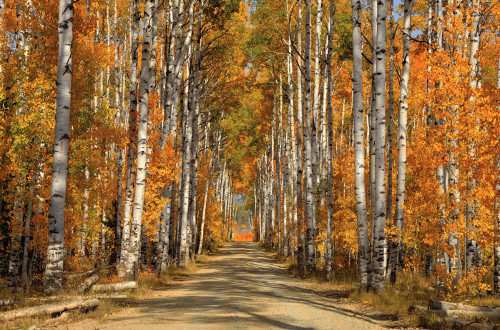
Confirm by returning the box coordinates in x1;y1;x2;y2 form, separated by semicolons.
390;0;413;284
352;0;370;292
124;0;157;281
44;0;74;295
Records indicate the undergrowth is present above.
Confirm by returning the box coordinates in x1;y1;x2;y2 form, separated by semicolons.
0;254;210;329
282;257;500;328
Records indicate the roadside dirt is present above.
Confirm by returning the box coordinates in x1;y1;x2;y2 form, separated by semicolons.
57;242;395;329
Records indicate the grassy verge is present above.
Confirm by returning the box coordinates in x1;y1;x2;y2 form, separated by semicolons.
0;254;210;329
280;257;500;329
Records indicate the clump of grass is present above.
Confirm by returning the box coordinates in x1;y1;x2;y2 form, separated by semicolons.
131;255;208;299
351;271;435;318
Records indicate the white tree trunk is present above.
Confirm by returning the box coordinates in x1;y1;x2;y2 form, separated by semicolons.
385;0;395;280
312;0;323;191
286;28;296;258
390;0;413;285
325;0;334;281
119;0;140;277
295;3;305;269
124;0;157;281
352;0;370;291
44;0;73;295
465;0;481;274
371;0;388;294
177;0;196;268
113;0;124;264
304;0;315;273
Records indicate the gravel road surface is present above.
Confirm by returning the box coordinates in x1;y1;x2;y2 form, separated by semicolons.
63;242;391;329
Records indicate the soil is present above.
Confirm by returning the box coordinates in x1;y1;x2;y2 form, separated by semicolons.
56;242;395;329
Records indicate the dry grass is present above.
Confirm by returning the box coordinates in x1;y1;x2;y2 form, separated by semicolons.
351;272;435;316
282;259;500;328
0;254;210;329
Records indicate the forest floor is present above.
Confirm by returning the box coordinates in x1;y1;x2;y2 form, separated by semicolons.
55;242;395;329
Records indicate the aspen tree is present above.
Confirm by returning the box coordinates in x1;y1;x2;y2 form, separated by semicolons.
124;0;157;281
44;0;74;294
312;0;323;190
276;75;283;255
270;95;276;246
465;0;481;273
368;0;377;255
371;0;388;294
304;0;316;273
119;0;140;276
286;31;296;259
325;0;334;281
114;0;123;263
386;0;395;278
181;39;193;258
159;0;180;260
198;146;216;255
352;0;370;291
296;1;305;270
188;0;204;256
390;0;413;285
285;0;295;256
177;0;196;268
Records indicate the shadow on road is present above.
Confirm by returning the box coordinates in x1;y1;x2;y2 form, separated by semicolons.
104;242;391;329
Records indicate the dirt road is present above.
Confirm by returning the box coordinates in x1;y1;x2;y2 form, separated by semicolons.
66;242;391;329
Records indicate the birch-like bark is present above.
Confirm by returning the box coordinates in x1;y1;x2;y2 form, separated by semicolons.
276;75;283;255
424;0;435;278
119;0;140;276
390;0;413;285
385;0;395;280
304;0;316;273
197;151;213;255
287;33;296;258
124;0;156;281
44;0;73;294
352;0;370;291
148;0;160;266
114;0;123;264
312;0;323;191
181;42;193;256
465;0;481;273
177;0;196;268
285;5;295;256
368;0;377;258
371;0;388;294
296;2;304;270
445;0;462;283
325;0;334;281
158;2;177;272
100;202;107;265
270;97;276;246
189;1;203;256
